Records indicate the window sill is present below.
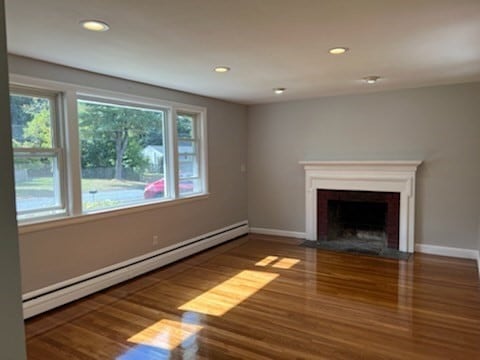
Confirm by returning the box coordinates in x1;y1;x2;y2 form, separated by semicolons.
18;193;210;235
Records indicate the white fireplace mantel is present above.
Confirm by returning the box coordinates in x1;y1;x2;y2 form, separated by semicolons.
300;160;422;252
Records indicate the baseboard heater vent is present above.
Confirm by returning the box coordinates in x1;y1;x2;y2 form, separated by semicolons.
22;221;248;319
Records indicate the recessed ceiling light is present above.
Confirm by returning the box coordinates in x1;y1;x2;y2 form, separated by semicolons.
273;88;286;95
328;47;349;55
214;66;230;73
364;75;381;84
80;20;110;32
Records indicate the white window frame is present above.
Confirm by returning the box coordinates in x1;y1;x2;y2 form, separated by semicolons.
76;95;171;211
9;74;208;231
175;110;207;198
10;86;68;220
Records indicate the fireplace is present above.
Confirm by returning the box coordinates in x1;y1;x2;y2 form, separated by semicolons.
300;161;422;252
317;190;400;250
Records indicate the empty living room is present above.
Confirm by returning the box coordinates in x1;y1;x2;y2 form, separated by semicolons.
1;1;480;359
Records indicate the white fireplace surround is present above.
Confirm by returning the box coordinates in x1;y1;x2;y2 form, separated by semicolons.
300;161;422;252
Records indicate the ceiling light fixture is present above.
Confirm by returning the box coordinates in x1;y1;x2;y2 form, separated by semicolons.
80;20;110;32
328;47;349;55
273;88;286;95
214;66;230;73
364;75;381;84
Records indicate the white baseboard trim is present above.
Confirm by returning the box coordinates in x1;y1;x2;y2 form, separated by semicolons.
22;221;249;319
415;244;479;260
249;227;306;239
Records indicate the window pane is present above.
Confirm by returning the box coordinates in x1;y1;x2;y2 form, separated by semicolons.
10;93;53;148
78;99;167;212
14;156;62;214
177;115;194;139
178;140;195;154
176;113;202;196
179;178;202;196
179;155;199;178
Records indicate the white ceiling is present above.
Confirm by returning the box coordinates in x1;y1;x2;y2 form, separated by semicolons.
5;0;480;104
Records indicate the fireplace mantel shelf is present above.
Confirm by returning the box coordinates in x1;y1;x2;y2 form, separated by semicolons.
301;160;422;252
299;161;422;164
299;160;422;171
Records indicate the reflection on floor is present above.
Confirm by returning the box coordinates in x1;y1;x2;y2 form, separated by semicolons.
25;233;480;359
128;317;203;351
302;239;411;260
179;270;279;317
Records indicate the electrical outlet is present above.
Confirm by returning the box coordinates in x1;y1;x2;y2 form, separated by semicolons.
152;235;159;246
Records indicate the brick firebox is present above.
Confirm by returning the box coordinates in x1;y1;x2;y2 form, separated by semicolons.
317;189;400;249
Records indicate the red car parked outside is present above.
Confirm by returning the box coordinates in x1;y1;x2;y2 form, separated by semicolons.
144;178;194;199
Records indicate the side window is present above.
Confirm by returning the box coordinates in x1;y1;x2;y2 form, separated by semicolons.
10;89;65;220
176;113;203;196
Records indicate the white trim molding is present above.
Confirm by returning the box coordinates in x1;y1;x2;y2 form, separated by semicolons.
477;251;480;276
300;161;422;253
249;227;306;239
415;244;479;260
22;221;248;319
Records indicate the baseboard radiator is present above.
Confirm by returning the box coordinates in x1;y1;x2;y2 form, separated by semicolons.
22;221;249;319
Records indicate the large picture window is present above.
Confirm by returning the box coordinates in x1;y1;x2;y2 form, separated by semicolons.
78;98;167;211
10;88;65;220
9;81;207;224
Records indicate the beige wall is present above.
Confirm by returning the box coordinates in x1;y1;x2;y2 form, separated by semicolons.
9;55;248;293
0;3;26;358
248;82;480;250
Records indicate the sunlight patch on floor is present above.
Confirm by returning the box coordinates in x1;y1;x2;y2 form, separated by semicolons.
178;270;279;316
255;256;279;266
127;319;203;351
255;255;300;269
272;257;300;269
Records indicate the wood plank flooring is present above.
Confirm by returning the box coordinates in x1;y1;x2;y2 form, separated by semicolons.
25;234;480;359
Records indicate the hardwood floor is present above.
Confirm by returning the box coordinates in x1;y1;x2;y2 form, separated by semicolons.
25;234;480;359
